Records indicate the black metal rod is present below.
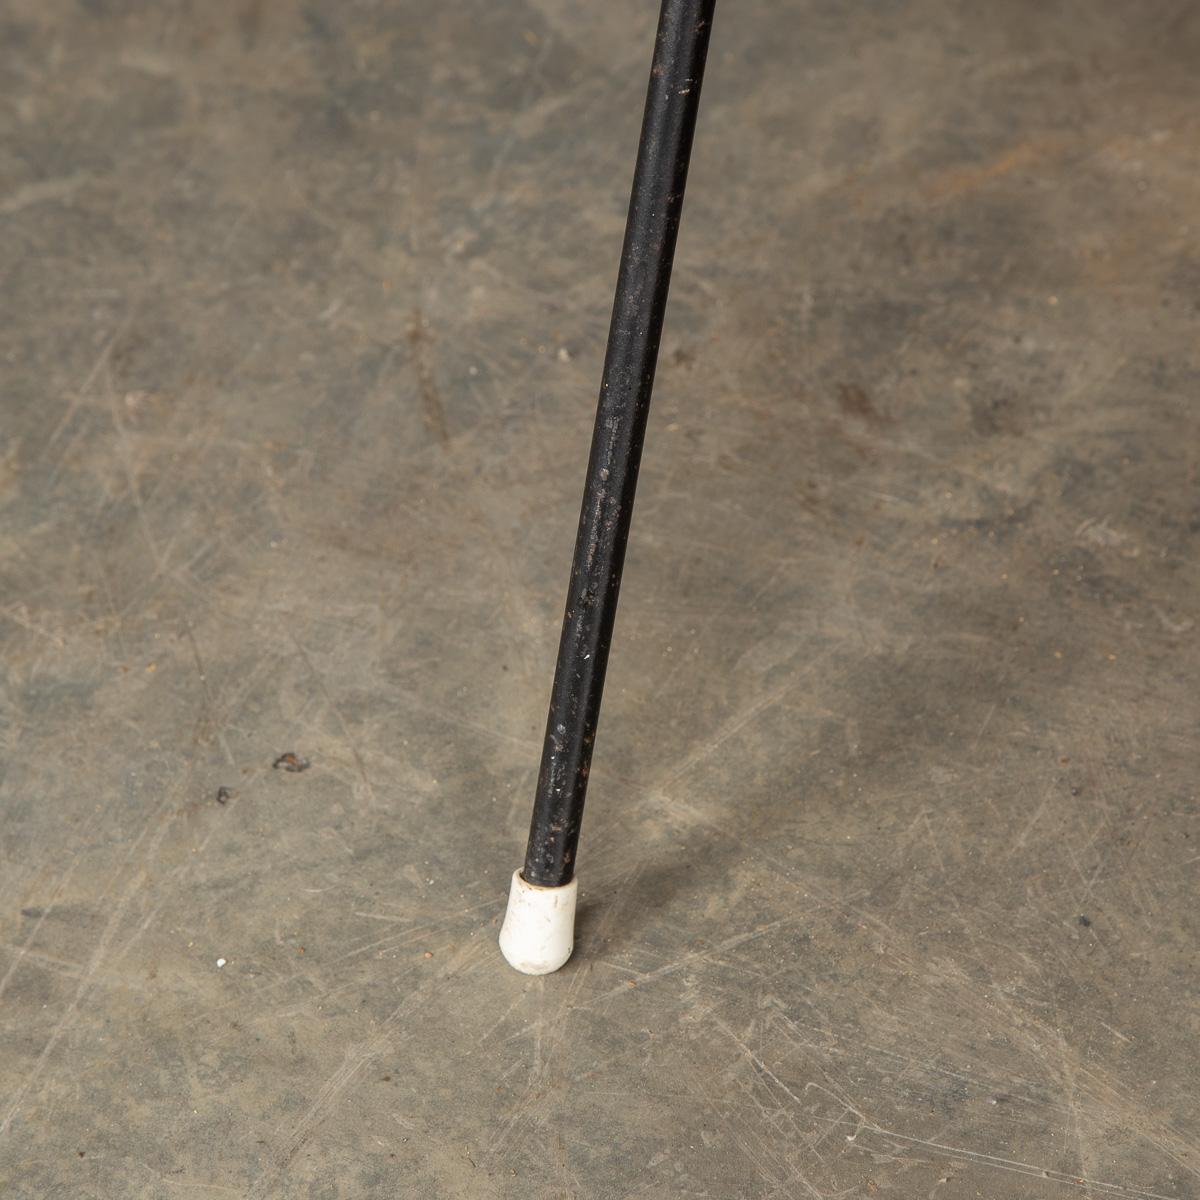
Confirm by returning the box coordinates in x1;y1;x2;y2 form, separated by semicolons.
522;0;716;887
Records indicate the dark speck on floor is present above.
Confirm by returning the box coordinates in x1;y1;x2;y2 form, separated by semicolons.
272;752;311;773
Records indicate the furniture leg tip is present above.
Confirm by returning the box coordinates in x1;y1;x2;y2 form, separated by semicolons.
498;869;577;975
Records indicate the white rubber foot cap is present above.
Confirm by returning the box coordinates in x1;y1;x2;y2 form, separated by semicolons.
498;870;577;975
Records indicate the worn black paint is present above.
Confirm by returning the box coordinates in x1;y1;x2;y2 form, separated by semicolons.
522;0;716;887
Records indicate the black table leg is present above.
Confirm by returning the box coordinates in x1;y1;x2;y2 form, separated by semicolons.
500;0;716;974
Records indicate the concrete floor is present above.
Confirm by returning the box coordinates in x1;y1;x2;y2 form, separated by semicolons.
2;1;1198;1196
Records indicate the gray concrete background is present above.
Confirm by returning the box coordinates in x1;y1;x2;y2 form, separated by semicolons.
2;1;1198;1196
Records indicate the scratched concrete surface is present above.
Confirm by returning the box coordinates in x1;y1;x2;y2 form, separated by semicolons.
1;0;1199;1196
